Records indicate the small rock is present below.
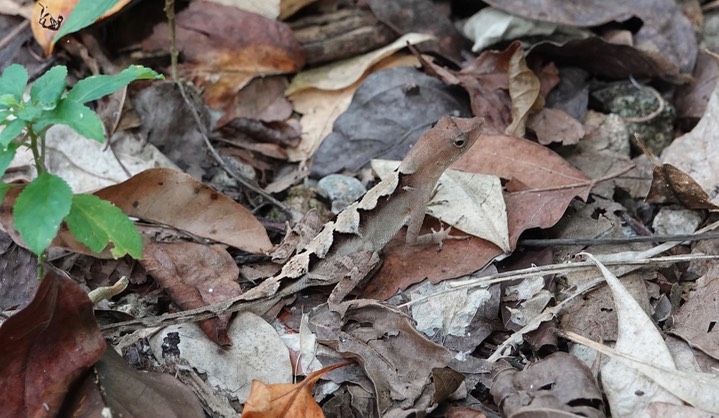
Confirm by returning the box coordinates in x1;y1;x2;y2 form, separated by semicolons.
652;207;702;236
317;174;366;213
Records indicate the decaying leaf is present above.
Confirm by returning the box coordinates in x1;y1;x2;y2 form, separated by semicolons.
505;43;543;137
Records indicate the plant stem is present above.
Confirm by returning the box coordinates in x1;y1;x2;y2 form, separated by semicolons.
164;0;178;80
26;125;46;174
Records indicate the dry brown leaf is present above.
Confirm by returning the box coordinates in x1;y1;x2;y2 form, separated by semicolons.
31;0;132;55
141;242;242;345
646;164;718;210
95;168;272;254
242;361;351;418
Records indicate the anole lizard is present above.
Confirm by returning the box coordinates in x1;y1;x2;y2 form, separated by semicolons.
101;115;485;332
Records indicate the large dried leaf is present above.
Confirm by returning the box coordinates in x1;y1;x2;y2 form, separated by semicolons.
142;0;304;106
141;242;242;345
582;253;683;416
94;168;272;253
646;163;718;210
0;268;106;417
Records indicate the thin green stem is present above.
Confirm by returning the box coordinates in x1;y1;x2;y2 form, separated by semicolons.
26;125;46;174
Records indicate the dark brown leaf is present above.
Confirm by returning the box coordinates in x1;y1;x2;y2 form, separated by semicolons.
0;267;106;417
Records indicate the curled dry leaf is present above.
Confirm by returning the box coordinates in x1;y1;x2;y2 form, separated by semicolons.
242;361;351;418
505;42;543;137
94;168;272;254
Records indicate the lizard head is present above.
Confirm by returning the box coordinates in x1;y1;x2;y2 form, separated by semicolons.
399;115;485;175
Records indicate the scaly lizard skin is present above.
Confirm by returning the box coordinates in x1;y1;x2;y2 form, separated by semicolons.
101;115;485;332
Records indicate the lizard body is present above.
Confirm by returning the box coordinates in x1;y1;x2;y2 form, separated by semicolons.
101;115;485;332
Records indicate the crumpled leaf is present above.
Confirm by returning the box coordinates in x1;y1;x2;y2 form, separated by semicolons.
310;301;453;415
310;66;471;177
372;160;509;251
94;168;272;253
526;107;584;145
669;264;719;361
0;268;106;417
141;242;242;345
491;352;603;418
242;361;350;418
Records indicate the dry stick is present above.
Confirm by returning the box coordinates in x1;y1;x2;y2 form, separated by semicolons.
483;219;719;362
510;164;635;195
173;81;293;220
0;20;29;51
519;231;719;247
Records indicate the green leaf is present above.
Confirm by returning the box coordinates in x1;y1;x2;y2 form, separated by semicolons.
0;94;18;108
16;104;42;122
52;0;120;46
41;99;104;141
30;66;67;109
67;65;164;103
13;172;73;255
66;194;143;258
0;118;25;149
0;141;18;177
0;64;28;100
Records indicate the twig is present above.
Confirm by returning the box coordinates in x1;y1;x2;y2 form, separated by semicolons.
519;231;719;247
511;165;635;195
173;81;294;220
622;76;665;123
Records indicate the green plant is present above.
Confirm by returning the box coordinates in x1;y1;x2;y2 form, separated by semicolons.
0;63;163;266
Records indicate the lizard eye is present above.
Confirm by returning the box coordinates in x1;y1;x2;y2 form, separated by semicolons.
453;133;468;148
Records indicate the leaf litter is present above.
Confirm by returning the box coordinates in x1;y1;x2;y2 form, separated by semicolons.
2;1;719;417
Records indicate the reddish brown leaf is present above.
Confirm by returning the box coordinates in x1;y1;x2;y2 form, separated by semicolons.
142;0;304;111
243;362;351;418
141;242;242;345
0;267;106;417
675;52;719;129
95;168;272;253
